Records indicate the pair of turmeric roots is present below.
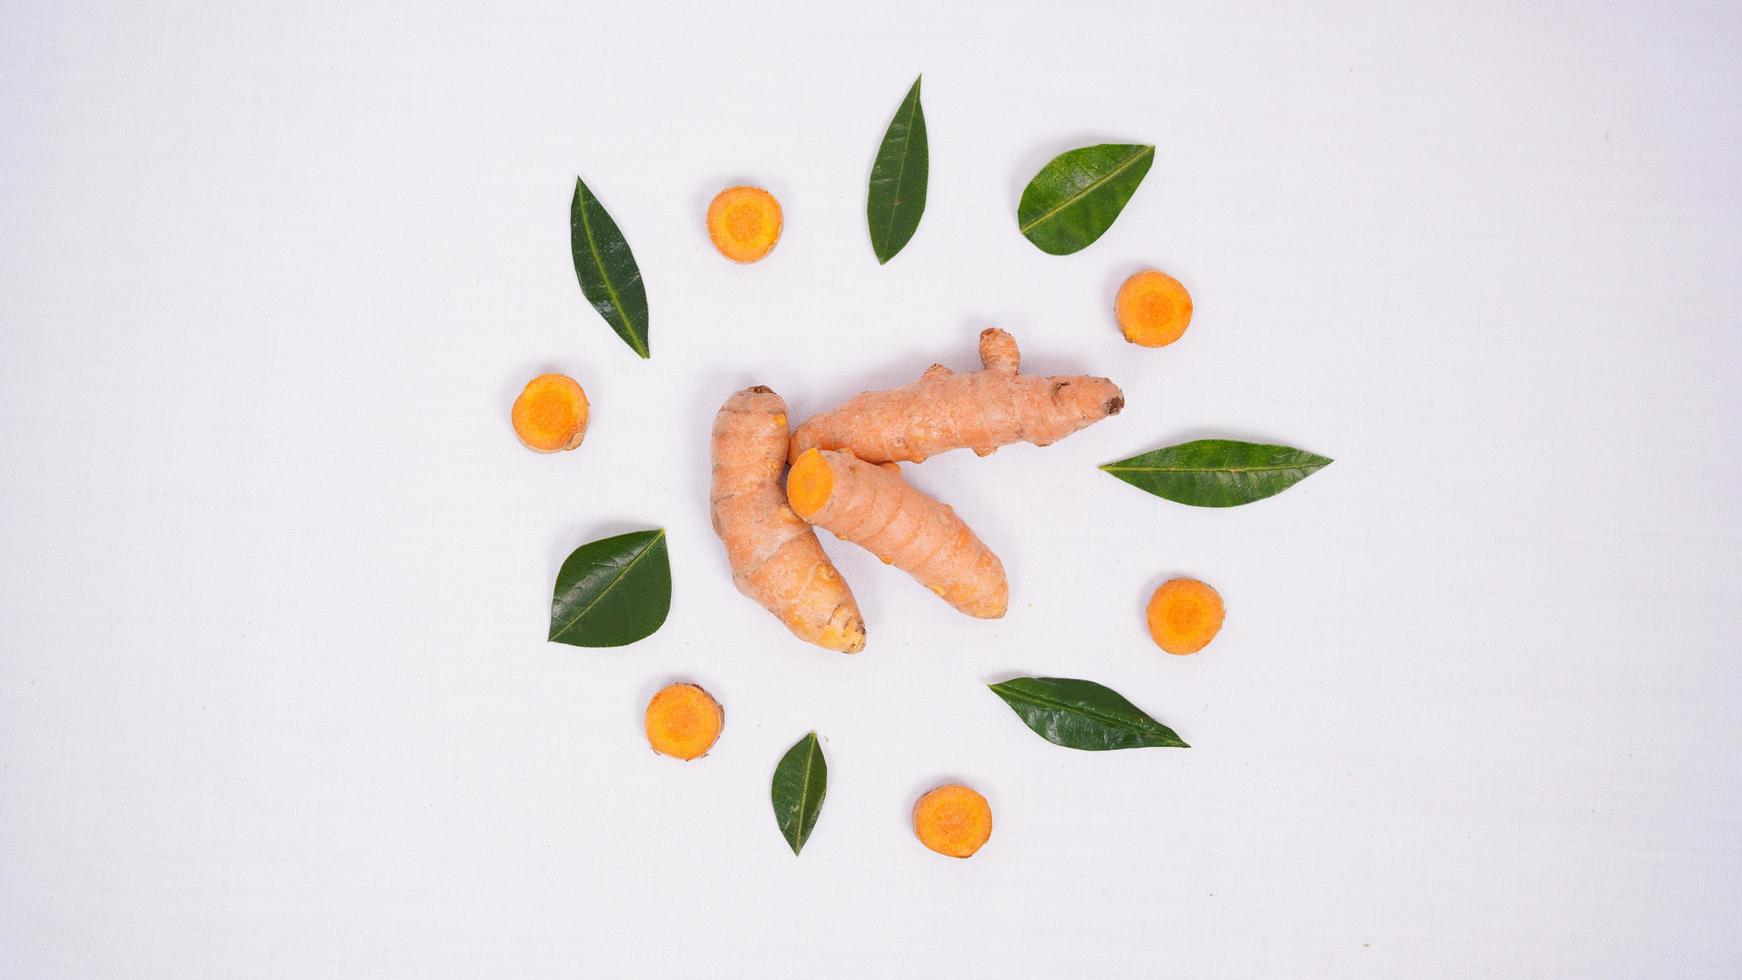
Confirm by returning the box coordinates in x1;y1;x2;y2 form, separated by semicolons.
710;328;1124;652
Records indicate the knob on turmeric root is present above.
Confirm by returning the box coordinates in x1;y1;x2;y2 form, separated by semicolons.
913;783;993;858
644;683;724;760
511;373;589;452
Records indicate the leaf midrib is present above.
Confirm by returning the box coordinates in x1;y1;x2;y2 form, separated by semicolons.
576;184;648;358
790;736;818;850
550;530;663;641
1019;145;1152;235
1102;461;1326;475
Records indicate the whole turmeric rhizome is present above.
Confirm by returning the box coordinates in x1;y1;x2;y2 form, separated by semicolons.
710;328;1123;651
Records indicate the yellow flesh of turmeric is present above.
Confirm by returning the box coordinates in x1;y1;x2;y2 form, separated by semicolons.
1116;270;1193;347
1146;577;1224;654
644;683;724;760
913;783;993;858
512;373;589;452
707;186;782;263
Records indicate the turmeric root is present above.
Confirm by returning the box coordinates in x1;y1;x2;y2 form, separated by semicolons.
644;683;723;760
711;387;866;653
1146;577;1224;654
789;328;1123;463
1116;269;1193;347
707;185;783;263
511;373;589;452
788;448;1006;619
913;784;992;858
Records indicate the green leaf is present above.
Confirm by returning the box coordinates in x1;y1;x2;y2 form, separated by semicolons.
1017;143;1154;255
570;176;650;358
989;677;1188;751
867;74;928;264
548;529;670;647
771;732;827;855
1101;439;1332;508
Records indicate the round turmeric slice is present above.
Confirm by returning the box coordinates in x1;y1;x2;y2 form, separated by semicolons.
1146;577;1224;655
913;783;992;858
1115;269;1193;347
707;185;783;263
644;683;724;761
511;373;589;452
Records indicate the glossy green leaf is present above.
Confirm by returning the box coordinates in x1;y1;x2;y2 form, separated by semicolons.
548;529;670;647
570;176;650;358
990;677;1188;751
867;75;928;264
1017;143;1154;255
771;732;827;855
1101;439;1332;507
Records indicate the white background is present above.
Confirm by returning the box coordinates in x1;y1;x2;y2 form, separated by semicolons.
3;1;1739;976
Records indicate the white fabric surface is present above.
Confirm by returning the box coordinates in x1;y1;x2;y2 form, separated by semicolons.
2;1;1739;976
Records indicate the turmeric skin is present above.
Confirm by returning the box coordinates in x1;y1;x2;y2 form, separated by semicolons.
789;328;1123;463
1147;578;1224;654
644;683;724;760
1115;270;1193;347
913;784;992;858
711;387;865;652
788;448;1006;619
511;373;589;452
707;186;783;263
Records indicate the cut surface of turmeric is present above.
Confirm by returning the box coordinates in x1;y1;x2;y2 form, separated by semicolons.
1147;577;1224;654
913;784;992;858
789;448;1006;618
512;373;589;452
789;328;1123;463
644;683;724;760
706;185;783;263
711;387;865;652
1115;269;1193;347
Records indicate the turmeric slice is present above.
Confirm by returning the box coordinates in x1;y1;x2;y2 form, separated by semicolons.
644;683;724;760
711;387;865;652
913;784;992;858
511;373;589;452
1115;270;1193;347
788;448;1006;619
706;185;783;263
1146;577;1224;654
789;328;1123;463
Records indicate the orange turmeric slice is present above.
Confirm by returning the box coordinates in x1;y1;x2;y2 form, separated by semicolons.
1146;577;1224;655
644;683;724;760
1115;269;1193;347
707;185;783;263
913;783;992;858
511;373;589;452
